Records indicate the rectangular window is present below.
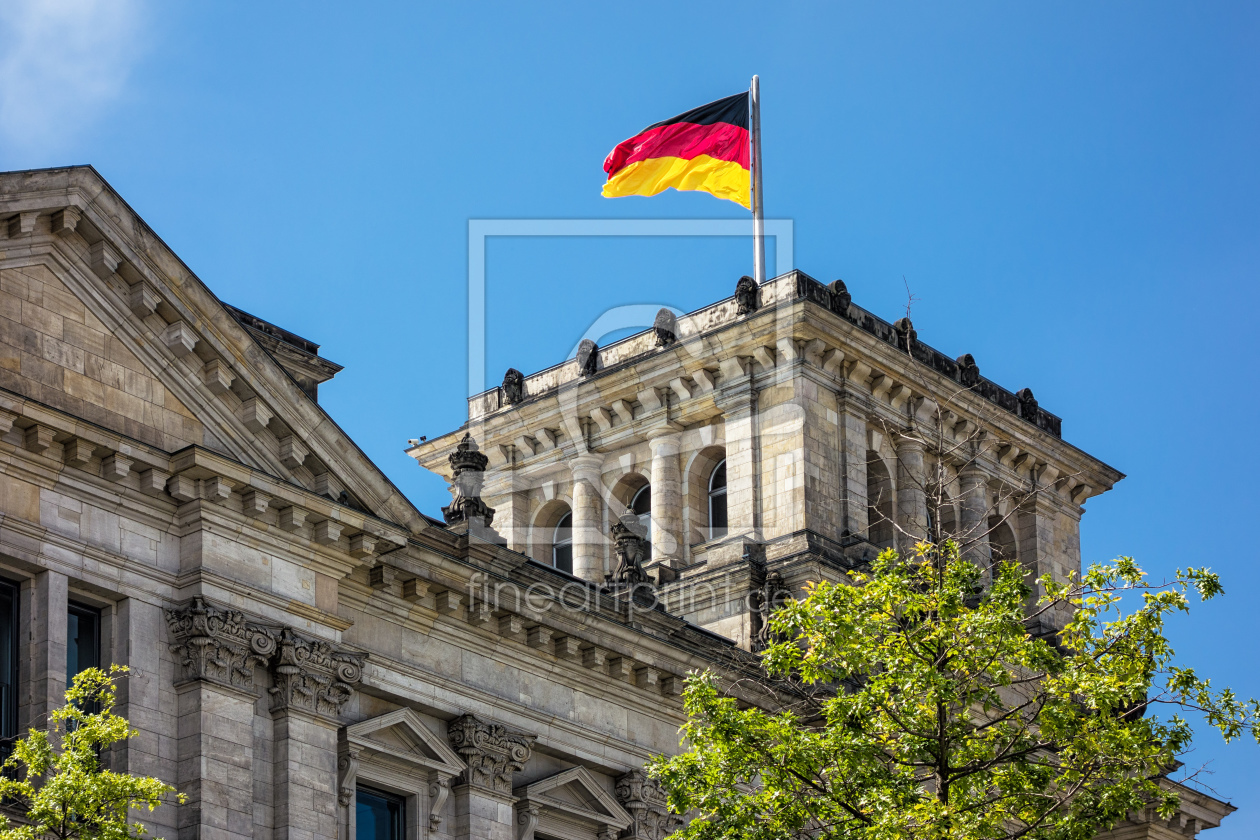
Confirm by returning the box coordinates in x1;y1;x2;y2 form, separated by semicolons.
0;580;19;761
356;785;405;840
67;602;101;687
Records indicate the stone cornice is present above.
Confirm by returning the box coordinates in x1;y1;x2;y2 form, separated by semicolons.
0;387;409;570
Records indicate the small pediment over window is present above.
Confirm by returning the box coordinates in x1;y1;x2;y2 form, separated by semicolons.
515;766;632;834
343;708;464;777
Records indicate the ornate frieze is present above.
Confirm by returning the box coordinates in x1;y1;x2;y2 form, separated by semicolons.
269;627;366;717
447;714;535;796
165;597;365;718
615;769;683;840
165;597;276;692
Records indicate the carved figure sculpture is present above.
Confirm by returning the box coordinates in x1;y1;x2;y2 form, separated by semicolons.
502;368;525;404
734;275;759;315
576;339;599;376
652;308;677;347
609;514;650;586
957;353;981;388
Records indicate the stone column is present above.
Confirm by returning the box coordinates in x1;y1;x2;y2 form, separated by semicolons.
895;434;927;550
714;386;759;539
447;714;535;840
116;597;177;838
647;430;683;566
570;454;605;583
836;397;869;540
958;468;992;567
269;628;366;840
166;598;276;840
22;569;67;732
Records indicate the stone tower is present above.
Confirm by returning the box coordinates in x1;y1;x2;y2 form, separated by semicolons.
409;271;1124;650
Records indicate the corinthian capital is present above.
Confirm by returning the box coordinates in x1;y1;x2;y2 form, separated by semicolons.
165;597;276;692
447;714;535;795
616;769;682;840
268;627;367;718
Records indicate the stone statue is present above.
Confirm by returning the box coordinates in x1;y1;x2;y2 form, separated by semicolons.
956;353;980;388
752;570;787;652
734;275;758;315
652;308;677;348
893;317;917;354
1017;387;1038;420
502;368;525;405
441;433;495;527
828;278;852;315
576;339;599;376
608;514;650;586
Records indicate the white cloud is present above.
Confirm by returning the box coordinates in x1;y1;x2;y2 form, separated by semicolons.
0;0;143;154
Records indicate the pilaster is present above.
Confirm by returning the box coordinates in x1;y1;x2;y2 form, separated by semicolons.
447;714;535;840
714;381;759;540
269;628;366;840
166;597;274;840
21;570;68;733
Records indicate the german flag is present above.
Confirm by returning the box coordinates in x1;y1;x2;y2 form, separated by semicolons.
603;92;750;208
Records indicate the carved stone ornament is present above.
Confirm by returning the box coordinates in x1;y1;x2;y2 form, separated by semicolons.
337;744;361;808
652;308;677;347
165;597;277;692
615;769;683;840
441;433;496;527
752;570;788;652
1017;387;1039;420
734;275;759;315
829;278;852;314
608;514;650;586
447;714;536;796
576;339;600;376
893;317;917;354
956;353;981;388
503;368;525;405
268;627;366;717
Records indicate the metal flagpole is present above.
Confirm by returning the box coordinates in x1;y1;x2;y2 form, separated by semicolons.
750;75;766;284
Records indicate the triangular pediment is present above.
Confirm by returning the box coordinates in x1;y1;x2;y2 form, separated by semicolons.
515;766;632;830
0;166;428;533
345;708;464;777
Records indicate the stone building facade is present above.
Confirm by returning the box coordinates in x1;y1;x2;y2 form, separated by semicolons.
0;165;1234;839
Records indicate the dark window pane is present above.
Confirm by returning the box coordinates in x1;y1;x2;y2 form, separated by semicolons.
67;603;101;687
357;786;405;840
710;460;726;492
553;544;573;575
0;580;17;751
710;491;728;534
631;486;651;515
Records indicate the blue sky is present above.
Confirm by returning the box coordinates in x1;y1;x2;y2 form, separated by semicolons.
2;1;1258;832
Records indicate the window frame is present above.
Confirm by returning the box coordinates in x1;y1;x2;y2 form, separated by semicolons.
551;512;573;574
355;783;407;840
707;459;728;541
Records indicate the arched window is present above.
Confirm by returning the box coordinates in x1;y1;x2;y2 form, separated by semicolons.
552;512;573;574
631;484;652;559
708;459;728;540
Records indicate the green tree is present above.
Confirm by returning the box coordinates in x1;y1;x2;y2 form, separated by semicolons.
0;665;181;839
651;542;1260;840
